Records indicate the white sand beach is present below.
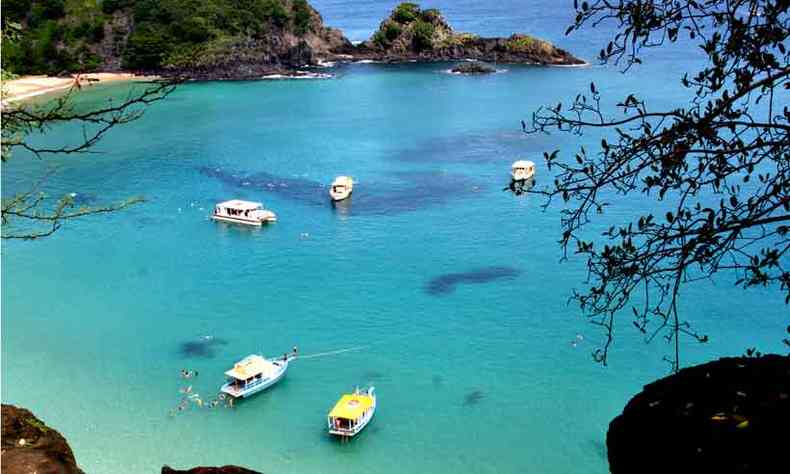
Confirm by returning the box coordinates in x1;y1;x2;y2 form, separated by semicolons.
1;73;155;103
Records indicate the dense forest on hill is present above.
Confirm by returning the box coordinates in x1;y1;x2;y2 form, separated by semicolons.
1;0;319;74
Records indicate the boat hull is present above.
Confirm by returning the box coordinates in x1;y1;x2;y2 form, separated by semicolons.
212;214;265;226
511;171;535;182
221;359;288;398
329;190;352;202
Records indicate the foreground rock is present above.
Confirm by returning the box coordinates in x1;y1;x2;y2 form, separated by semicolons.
355;4;584;66
1;404;84;474
451;62;497;74
162;466;262;474
607;355;790;474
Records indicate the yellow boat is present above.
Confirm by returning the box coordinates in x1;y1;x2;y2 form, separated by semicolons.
327;387;376;438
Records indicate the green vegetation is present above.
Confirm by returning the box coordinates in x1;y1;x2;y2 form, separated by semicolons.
505;34;554;55
384;21;402;42
411;19;435;51
23;416;49;434
369;3;447;51
392;2;420;24
1;0;318;74
292;0;312;35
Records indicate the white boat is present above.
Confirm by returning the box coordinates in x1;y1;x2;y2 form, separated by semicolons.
327;386;376;438
329;176;353;201
220;354;289;399
511;160;535;182
212;200;277;226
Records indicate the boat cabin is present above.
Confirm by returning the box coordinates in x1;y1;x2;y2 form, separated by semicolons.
221;355;283;398
329;176;354;201
511;160;536;181
212;199;277;226
327;388;376;437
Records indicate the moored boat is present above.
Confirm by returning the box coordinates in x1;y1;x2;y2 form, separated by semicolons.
329;176;354;201
511;160;535;182
327;386;376;438
220;354;288;399
212;200;277;226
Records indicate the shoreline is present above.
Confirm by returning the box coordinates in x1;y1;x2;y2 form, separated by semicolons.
1;72;157;104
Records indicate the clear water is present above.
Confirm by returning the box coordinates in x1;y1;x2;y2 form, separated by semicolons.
2;2;787;473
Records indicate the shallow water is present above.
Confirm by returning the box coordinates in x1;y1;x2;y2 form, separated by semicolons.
2;1;788;473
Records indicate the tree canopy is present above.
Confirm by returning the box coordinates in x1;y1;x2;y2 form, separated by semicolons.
1;0;317;74
526;0;790;369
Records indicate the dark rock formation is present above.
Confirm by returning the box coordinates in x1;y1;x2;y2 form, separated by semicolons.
607;355;790;474
354;4;584;66
162;466;262;474
154;3;353;80
451;61;497;74
1;404;84;474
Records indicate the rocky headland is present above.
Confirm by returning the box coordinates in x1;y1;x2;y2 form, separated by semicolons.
607;354;790;474
2;1;584;82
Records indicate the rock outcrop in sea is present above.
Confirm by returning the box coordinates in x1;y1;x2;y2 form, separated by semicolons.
607;355;790;474
353;3;584;66
162;466;262;473
451;62;497;74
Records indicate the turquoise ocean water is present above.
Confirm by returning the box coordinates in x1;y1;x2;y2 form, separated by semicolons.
2;2;788;473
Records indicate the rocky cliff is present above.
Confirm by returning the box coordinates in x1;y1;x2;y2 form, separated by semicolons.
1;404;84;474
607;355;790;474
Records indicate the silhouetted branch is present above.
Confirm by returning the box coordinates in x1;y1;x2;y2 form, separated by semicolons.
528;0;790;369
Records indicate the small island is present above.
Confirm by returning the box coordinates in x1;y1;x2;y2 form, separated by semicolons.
354;3;585;66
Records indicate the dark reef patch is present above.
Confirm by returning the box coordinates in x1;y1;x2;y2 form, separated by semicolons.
200;167;483;216
362;370;388;382
425;266;521;295
179;336;228;359
391;131;534;165
463;390;485;406
199;167;326;207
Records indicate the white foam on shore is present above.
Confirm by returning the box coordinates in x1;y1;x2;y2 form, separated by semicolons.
260;72;334;80
549;60;591;68
441;67;509;75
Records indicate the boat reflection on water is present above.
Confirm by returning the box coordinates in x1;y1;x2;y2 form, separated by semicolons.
332;196;353;217
505;177;535;196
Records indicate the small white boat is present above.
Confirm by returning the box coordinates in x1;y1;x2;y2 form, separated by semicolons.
511;160;535;182
212;200;277;226
220;354;289;399
329;176;353;201
327;386;376;438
